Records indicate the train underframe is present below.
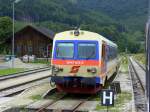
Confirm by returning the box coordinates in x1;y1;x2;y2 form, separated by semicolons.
51;76;102;94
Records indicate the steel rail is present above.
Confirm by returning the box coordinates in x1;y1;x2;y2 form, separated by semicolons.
134;59;146;71
0;74;51;92
36;93;68;112
0;79;49;97
0;66;49;77
72;98;91;112
35;94;91;112
129;58;145;92
129;58;147;112
0;67;51;81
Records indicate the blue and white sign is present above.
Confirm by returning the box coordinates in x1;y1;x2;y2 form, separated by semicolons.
101;89;114;106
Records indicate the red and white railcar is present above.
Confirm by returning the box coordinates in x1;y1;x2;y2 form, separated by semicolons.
51;29;119;94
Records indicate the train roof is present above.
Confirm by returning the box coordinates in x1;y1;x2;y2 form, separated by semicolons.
55;30;118;47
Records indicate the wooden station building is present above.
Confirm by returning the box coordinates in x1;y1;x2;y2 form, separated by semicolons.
14;25;54;58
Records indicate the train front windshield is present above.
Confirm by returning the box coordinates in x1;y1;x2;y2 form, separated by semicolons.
56;43;74;58
54;41;97;60
78;43;96;59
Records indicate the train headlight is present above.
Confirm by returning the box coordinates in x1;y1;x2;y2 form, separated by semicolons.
52;66;63;72
54;67;59;72
87;68;97;74
74;30;79;36
91;68;97;73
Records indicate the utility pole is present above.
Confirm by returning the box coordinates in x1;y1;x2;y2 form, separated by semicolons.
12;0;22;68
146;20;150;112
146;0;150;110
12;2;15;68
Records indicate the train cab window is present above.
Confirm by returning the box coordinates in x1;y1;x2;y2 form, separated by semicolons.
78;43;96;59
56;43;74;58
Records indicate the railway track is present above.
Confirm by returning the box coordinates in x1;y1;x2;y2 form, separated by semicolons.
0;66;50;81
129;57;146;91
0;67;51;97
0;78;49;97
134;59;146;71
72;98;91;112
129;57;147;112
36;92;68;112
26;91;92;112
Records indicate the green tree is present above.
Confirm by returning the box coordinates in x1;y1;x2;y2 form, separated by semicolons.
0;16;12;43
0;16;12;54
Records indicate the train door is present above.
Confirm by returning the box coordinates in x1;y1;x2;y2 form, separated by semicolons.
101;42;107;74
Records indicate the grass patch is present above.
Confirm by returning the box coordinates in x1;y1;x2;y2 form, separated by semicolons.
133;53;146;65
47;92;66;100
0;68;25;76
95;92;132;111
120;55;129;73
30;95;42;101
29;59;50;64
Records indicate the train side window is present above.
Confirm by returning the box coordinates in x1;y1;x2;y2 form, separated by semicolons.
102;44;105;59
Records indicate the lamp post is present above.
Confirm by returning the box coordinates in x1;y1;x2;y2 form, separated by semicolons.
12;0;21;68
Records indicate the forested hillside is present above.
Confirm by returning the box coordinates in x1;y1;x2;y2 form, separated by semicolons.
0;0;147;31
78;0;148;31
0;0;147;53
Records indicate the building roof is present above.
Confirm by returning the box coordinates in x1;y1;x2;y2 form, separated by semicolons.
15;25;55;40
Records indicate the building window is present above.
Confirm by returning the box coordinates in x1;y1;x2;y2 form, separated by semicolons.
17;45;21;52
39;44;46;57
16;45;21;55
28;45;33;55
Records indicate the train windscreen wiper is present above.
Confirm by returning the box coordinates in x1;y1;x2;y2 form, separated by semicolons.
56;48;66;60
